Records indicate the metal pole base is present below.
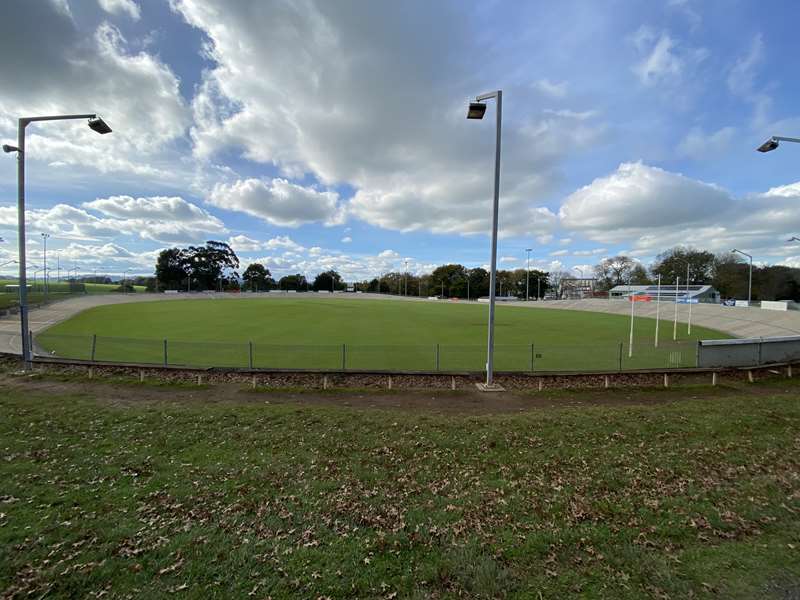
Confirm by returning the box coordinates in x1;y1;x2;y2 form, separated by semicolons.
476;382;506;392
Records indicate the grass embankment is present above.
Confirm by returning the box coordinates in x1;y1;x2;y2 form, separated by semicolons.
0;281;146;310
0;378;799;598
36;298;729;371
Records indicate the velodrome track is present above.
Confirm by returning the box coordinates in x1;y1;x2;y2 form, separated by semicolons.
1;292;799;356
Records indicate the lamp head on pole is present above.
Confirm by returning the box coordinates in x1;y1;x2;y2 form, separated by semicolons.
466;102;487;120
756;137;779;153
87;117;112;135
2;144;20;153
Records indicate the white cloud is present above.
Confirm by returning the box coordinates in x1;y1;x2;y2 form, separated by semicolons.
264;235;305;252
677;126;736;160
727;34;764;97
630;27;707;87
499;256;518;264
559;237;572;245
560;162;729;242
0;5;188;181
550;249;568;256
0;195;225;244
573;248;607;256
174;0;599;237
208;178;343;227
341;236;352;243
97;0;141;21
542;109;598;121
559;161;800;258
227;234;263;252
532;79;568;98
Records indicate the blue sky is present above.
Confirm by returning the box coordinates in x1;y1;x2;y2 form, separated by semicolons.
2;0;800;281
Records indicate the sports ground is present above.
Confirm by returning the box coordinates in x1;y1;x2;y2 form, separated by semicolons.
35;296;728;371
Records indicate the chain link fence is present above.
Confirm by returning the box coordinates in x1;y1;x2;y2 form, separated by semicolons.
33;332;701;372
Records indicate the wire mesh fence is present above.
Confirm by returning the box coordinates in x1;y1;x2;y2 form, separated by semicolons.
33;332;702;372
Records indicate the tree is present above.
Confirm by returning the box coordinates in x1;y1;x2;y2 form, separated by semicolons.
629;264;651;285
466;267;490;299
313;270;344;292
278;273;308;291
242;263;274;291
430;264;468;297
154;248;187;290
651;247;715;284
184;240;240;291
594;255;636;289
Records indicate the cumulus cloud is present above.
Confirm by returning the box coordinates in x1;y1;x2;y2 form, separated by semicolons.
0;3;188;181
227;234;263;252
173;0;599;236
559;162;800;257
341;236;352;243
678;126;737;160
0;195;225;244
97;0;141;20
208;178;343;227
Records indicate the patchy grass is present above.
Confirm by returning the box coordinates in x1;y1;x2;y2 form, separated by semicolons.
1;383;799;599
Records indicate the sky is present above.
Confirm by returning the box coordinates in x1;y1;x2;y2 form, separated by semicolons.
2;0;800;281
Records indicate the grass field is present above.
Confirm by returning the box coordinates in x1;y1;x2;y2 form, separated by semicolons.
1;374;799;598
36;297;729;371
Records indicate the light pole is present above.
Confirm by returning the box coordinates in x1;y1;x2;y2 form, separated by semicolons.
40;233;50;298
468;90;503;390
404;259;408;296
2;113;111;369
731;248;753;305
525;248;532;301
756;135;800;153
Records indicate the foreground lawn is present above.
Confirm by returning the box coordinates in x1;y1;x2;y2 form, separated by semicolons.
1;380;799;598
36;297;728;371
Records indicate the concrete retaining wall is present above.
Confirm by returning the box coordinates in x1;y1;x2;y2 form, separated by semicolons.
698;335;800;367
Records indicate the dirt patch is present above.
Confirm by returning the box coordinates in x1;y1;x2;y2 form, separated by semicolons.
2;366;796;415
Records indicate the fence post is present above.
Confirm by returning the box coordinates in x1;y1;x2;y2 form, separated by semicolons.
695;340;701;368
757;337;763;365
29;330;34;357
163;339;168;366
90;334;97;362
248;341;254;369
435;344;440;371
530;342;534;372
618;342;623;372
342;343;346;371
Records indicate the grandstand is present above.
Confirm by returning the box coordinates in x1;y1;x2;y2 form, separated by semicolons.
609;284;720;302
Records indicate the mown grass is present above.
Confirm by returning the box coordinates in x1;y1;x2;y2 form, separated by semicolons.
1;381;799;598
35;297;728;371
0;282;147;310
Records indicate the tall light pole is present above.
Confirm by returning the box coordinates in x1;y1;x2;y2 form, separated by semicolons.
2;113;111;369
40;233;50;298
468;90;503;389
731;248;753;305
525;248;532;301
404;259;409;296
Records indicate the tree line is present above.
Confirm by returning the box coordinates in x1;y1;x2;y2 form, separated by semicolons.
592;247;800;301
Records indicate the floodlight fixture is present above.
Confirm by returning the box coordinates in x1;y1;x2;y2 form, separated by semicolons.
88;116;112;134
757;137;779;153
467;102;487;120
756;135;800;153
2;144;19;153
788;236;800;243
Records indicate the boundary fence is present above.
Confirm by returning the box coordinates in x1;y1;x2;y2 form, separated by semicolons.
33;332;703;373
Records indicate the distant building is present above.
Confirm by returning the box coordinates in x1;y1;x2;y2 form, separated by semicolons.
559;277;597;299
609;284;720;303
